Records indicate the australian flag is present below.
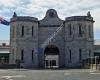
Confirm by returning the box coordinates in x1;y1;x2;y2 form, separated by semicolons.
0;17;9;25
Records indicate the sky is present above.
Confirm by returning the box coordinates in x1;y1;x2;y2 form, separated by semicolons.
0;0;100;40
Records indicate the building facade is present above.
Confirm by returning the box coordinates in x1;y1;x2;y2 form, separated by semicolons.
9;9;94;68
94;40;100;57
0;40;10;64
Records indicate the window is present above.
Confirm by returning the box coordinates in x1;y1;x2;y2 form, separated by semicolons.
21;50;24;61
88;25;91;38
78;24;82;37
69;49;72;63
49;12;54;17
12;49;14;60
2;43;6;46
68;24;71;36
32;26;34;36
21;26;24;36
12;27;15;38
32;50;34;62
79;48;82;61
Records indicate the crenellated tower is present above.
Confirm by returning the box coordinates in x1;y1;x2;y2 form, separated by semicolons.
64;11;94;67
9;10;95;69
9;12;38;68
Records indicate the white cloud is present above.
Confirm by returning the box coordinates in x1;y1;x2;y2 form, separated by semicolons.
0;0;21;8
0;0;100;31
92;9;100;31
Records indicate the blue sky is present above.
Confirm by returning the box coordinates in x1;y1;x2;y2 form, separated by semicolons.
0;0;100;40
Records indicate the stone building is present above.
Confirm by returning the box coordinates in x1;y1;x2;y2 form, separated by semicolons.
9;9;94;68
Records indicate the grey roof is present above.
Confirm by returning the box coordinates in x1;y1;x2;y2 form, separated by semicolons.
0;40;9;45
94;40;100;45
0;51;9;53
0;48;10;53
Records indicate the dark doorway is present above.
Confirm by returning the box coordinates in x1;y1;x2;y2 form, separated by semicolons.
44;45;59;68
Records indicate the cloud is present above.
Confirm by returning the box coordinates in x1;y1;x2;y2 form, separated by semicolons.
0;0;21;8
92;9;100;31
0;0;100;39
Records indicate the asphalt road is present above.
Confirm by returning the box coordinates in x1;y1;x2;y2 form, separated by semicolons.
0;69;100;80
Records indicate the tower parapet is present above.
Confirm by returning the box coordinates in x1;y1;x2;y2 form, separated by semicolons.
9;10;95;68
11;12;38;22
65;16;94;22
10;13;39;68
11;16;38;22
64;12;94;67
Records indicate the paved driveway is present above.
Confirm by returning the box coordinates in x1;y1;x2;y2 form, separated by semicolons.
0;69;100;80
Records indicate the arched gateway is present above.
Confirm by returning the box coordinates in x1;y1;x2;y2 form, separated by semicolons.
10;9;94;68
44;45;59;68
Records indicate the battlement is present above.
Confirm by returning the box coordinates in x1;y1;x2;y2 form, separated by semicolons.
65;16;94;22
10;16;38;22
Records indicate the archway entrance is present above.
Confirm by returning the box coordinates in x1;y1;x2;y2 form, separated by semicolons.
44;45;59;68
